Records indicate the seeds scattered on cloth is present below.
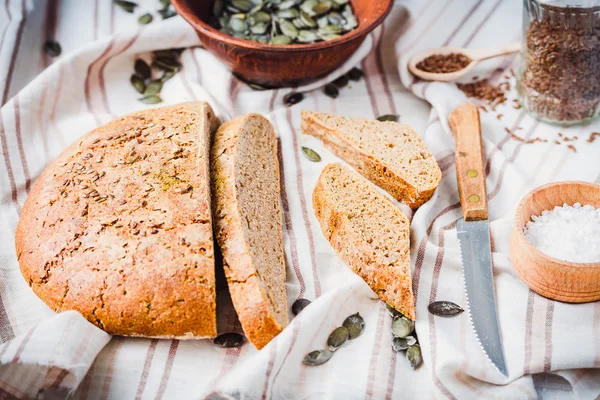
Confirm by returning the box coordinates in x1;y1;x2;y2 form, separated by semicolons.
524;202;600;263
416;53;471;74
342;312;365;339
457;79;508;108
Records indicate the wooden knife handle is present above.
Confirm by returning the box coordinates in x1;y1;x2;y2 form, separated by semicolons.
448;103;488;221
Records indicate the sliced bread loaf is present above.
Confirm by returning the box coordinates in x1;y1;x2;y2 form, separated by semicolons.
313;163;415;320
211;113;288;349
301;111;441;208
16;102;220;338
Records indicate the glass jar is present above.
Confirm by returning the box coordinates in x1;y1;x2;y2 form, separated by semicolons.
517;0;600;125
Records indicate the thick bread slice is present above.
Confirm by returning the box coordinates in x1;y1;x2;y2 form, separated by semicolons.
313;163;415;320
211;113;288;349
15;102;220;338
301;111;441;208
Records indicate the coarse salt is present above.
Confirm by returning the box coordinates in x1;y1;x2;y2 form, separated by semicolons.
523;202;600;263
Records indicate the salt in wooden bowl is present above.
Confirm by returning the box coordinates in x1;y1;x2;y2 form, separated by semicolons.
509;181;600;303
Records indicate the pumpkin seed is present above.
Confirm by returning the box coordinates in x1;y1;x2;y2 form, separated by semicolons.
343;15;357;31
391;316;414;338
44;40;61;57
319;24;342;34
303;349;333;366
144;79;163;96
297;29;317;43
270;35;292;45
323;83;339;98
292;298;311;315
386;303;401;318
392;337;409;352
428;301;464;317
277;8;298;19
134;59;151;79
252;11;271;22
139;94;163;104
115;0;137;13
317;16;329;28
318;32;341;41
313;1;332;15
152;56;181;71
283;91;305;106
138;13;153;25
301;147;321;162
130;74;146;94
248;82;269;90
407;344;423;369
327;326;349;351
348;67;363;81
299;11;317;27
232;0;253;12
327;11;344;25
342;312;365;339
161;70;176;82
158;7;177;19
377;114;400;123
301;0;318;16
333;73;349;88
160;0;171;7
230;17;248;32
278;0;296;10
405;336;417;346
279;20;298;39
332;0;348;4
251;22;269;34
214;332;245;347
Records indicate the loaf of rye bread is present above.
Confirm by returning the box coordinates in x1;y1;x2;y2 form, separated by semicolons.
301;111;441;208
211;113;288;349
15;102;220;338
313;163;415;320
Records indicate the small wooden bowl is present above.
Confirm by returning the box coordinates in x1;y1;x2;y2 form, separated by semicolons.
510;181;600;303
171;0;392;88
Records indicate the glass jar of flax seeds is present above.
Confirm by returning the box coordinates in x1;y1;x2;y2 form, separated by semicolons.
517;0;600;124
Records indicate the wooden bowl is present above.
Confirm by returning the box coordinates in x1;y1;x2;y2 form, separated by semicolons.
509;181;600;303
171;0;392;88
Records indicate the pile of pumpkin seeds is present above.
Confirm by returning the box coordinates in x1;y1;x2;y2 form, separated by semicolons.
387;304;422;370
115;0;177;24
130;49;183;104
211;0;358;45
303;312;365;366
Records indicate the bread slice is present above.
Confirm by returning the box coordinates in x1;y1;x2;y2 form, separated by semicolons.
211;113;288;349
301;111;441;208
15;102;220;338
313;163;415;320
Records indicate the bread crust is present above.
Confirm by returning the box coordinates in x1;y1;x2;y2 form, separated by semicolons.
301;111;441;208
313;164;416;320
211;113;288;349
15;102;219;338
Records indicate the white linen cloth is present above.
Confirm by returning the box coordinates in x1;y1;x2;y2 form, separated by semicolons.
0;0;599;399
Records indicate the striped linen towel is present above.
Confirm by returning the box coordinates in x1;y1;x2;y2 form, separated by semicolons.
0;0;599;399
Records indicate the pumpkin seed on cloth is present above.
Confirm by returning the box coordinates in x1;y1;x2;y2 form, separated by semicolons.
301;147;321;162
348;67;364;81
386;303;401;318
327;327;349;351
44;40;62;57
283;92;305;106
377;114;400;122
428;301;464;317
211;0;358;44
130;74;146;94
144;80;163;96
323;83;339;98
332;73;349;88
134;59;151;80
303;349;334;366
407;344;423;369
342;312;365;339
214;333;246;348
392;337;409;352
138;13;153;25
391;316;414;338
139;94;163;104
115;0;137;13
292;298;311;315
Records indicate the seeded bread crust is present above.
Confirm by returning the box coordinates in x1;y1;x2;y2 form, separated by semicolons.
211;113;288;349
301;111;441;208
15;102;220;338
313;163;415;320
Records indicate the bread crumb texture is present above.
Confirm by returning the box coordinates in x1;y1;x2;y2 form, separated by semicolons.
15;102;220;338
301;110;441;208
313;163;415;320
211;113;289;349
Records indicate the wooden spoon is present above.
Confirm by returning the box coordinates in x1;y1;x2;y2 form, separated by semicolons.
408;42;521;82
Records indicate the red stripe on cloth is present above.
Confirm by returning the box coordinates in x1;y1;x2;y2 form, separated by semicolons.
276;137;305;298
42;0;59;69
462;0;504;46
0;0;13;73
400;0;456;55
1;0;26;105
11;327;35;363
48;62;66;147
135;339;159;400
361;41;380;117
543;300;555;372
188;47;232;121
260;344;277;400
13;96;29;192
427;220;460;400
0;114;20;214
98;32;141;119
284;106;321;298
485;111;526;175
154;340;179;400
99;337;125;400
365;303;387;399
523;290;535;375
375;24;397;116
84;39;116;126
384;350;397;400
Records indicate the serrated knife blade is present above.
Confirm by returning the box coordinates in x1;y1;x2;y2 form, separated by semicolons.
457;218;508;377
449;103;508;377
